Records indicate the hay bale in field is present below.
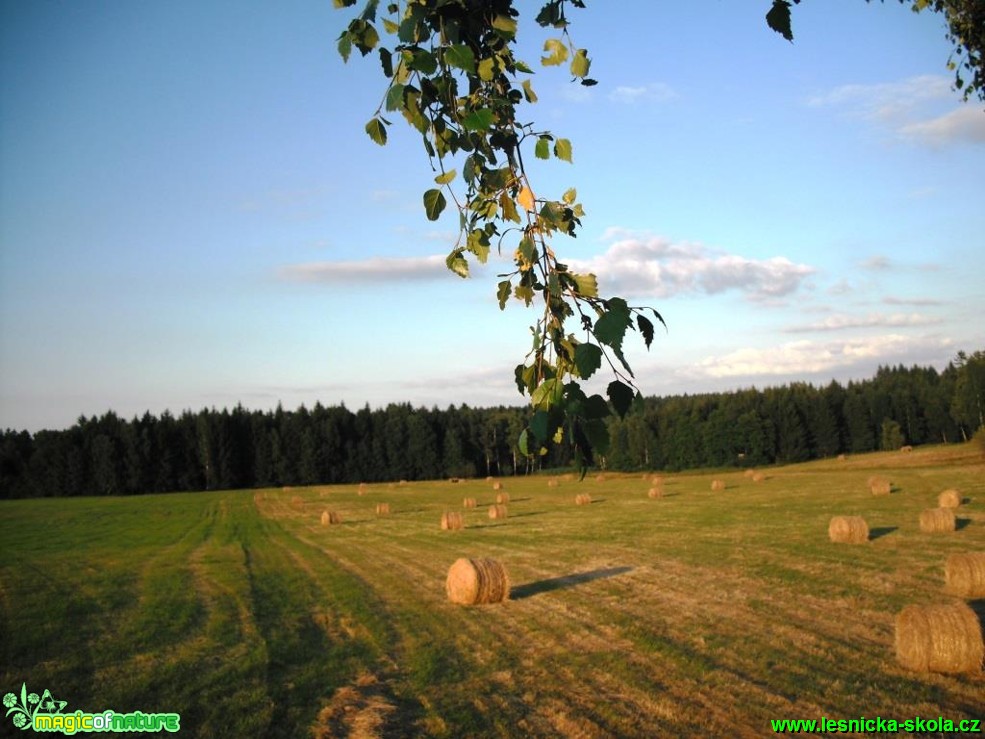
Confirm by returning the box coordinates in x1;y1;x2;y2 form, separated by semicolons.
547;478;558;488
868;476;891;496
357;482;367;495
488;504;508;520
647;486;663;499
828;516;869;544
595;474;606;482
938;488;962;508
945;553;985;598
901;445;913;453
496;491;510;504
375;502;390;515
575;493;592;505
744;469;756;478
321;510;342;525
895;602;984;673
710;479;725;492
650;475;663;486
752;472;766;483
492;481;503;491
920;507;956;533
291;495;304;508
441;511;464;531
462;497;477;509
446;558;510;605
837;453;846;461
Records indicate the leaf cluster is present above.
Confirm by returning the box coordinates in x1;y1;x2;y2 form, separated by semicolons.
335;0;660;473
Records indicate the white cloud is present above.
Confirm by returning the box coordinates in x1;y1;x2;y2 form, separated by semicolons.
860;255;892;271
784;312;941;333
899;106;985;147
808;74;983;146
570;233;814;300
608;82;677;104
883;296;944;307
278;255;449;283
694;334;953;379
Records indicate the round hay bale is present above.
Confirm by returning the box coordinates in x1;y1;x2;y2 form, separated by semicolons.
595;474;606;482
828;516;869;544
710;479;725;492
446;558;510;605
358;482;367;496
837;453;846;461
375;502;390;515
496;492;510;505
938;488;962;508
492;481;503;491
945;553;985;598
441;511;464;531
462;497;477;509
647;486;663;499
895;602;984;673
743;469;756;478
869;476;891;496
650;475;663;486
321;510;342;525
547;478;558;488
751;472;766;483
575;493;592;506
920;507;956;534
488;504;508;520
901;445;913;453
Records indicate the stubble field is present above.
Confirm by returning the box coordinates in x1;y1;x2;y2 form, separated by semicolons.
1;444;983;737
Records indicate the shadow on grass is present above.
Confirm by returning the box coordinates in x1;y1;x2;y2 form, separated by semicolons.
868;526;898;541
509;510;547;518
956;518;972;531
510;566;633;600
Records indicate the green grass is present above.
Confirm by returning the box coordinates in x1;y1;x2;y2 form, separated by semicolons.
1;444;983;736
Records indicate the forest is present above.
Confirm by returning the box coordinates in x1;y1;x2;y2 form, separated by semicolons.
1;351;982;498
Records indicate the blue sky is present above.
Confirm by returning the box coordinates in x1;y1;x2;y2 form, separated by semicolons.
1;0;983;433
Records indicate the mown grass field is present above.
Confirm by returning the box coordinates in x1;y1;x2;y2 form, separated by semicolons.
1;444;984;737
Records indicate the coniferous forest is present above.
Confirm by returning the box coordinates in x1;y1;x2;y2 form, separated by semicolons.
2;352;983;499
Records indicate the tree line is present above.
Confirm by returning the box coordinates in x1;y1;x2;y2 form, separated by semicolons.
1;351;982;498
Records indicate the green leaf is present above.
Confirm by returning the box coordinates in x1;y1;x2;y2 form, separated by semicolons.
514;284;534;306
462;108;494;131
554;138;573;163
541;38;568;67
571;272;597;298
384;83;404;111
515;59;534;74
531;378;562;410
379;48;393;77
574;343;603;379
445;249;469;278
518;428;531;456
434;168;456;185
636;314;654;350
365;118;387;146
409;49;437;74
766;0;795;43
497;279;512;310
607;380;635;419
333;0;357;8
499;192;520;223
529;410;550;443
360;0;379;21
521;79;538;103
445;44;476;74
562;187;577;204
651;307;668;330
477;57;496;81
382;18;399;34
491;15;518;36
466;229;490;263
583;394;610;420
423;189;446;221
535;136;551;160
594;303;631;349
570;48;590;78
349;19;379;55
337;32;353;63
